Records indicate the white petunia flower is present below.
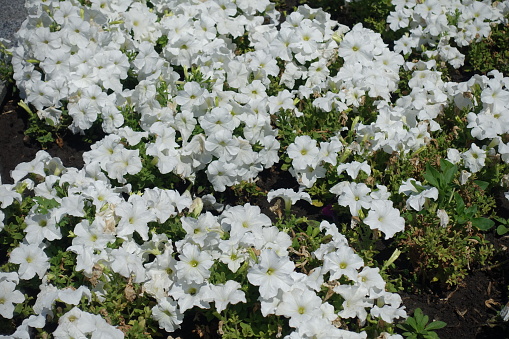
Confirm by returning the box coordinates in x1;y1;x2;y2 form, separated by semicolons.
461;143;486;173
151;297;183;333
202;280;246;313
275;286;322;328
334;284;372;321
247;249;295;299
9;243;50;280
363;200;405;239
323;246;364;281
175;243;213;284
0;280;25;319
287;135;320;170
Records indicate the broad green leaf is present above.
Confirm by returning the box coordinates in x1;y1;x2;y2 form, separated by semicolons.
425;320;447;331
418;314;429;330
441;160;457;185
464;205;477;217
454;192;465;212
439;158;452;172
497;225;509;235
424;164;440;188
456;216;467;225
406;316;418;329
472;217;495;231
426;332;441;339
311;226;321;238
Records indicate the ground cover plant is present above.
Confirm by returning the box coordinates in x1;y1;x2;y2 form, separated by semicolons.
0;0;509;338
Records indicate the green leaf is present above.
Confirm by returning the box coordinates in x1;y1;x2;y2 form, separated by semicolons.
439;158;453;172
417;314;429;330
410;180;426;193
311;226;321;238
454;192;465;212
474;180;489;190
425;332;441;339
497;225;509;235
493;216;508;225
472;217;495;231
410;308;429;331
464;205;477;216
424;164;440;188
240;322;255;336
396;324;408;331
11;232;24;240
456;216;467;225
406;316;418;330
438;173;446;189
425;320;447;331
441;159;457;185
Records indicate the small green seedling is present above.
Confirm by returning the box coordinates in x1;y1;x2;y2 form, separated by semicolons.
397;308;446;339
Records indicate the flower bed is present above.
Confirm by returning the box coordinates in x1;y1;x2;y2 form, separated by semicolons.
1;0;509;338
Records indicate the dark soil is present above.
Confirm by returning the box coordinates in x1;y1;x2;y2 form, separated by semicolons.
401;248;509;339
2;89;509;338
0;87;88;184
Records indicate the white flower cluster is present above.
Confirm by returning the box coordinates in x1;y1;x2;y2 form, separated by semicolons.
3;0;509;336
399;178;439;212
352;60;509;177
388;0;509;68
11;0;286;191
0;150;406;338
331;182;405;239
354;59;446;155
446;70;509;173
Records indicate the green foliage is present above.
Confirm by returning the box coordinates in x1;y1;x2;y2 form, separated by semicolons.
397;158;497;286
276;0;395;37
401;217;493;286
0;195;37;261
280;215;324;269
119;103;143;131
422;159;497;232
422;159;457;204
154;34;169;54
397;308;446;339
0;40;13;84
453;191;495;231
342;0;394;35
218;306;287;338
19;100;67;148
230;181;266;204
463;22;509;75
494;216;509;236
45;249;86;288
